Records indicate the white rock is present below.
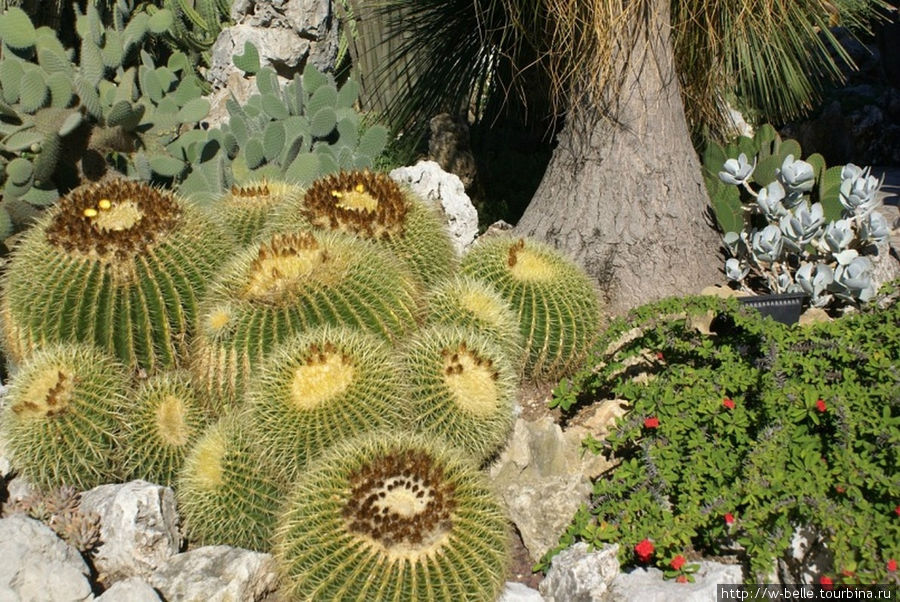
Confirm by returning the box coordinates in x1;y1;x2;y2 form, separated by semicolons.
500;581;545;602
0;515;94;602
95;577;161;602
539;542;620;602
608;561;743;602
149;546;278;602
390;161;479;255
778;525;833;585
79;481;181;585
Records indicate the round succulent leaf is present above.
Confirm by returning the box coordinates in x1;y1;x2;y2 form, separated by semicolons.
316;147;338;175
74;77;102;119
223;132;239;157
309;106;336;138
79;38;105;86
122;12;149;50
31;134;60;183
232;41;260;75
255;67;278;97
149;154;186;177
301;63;328;95
243;138;265;170
139;65;164;102
307;84;337;116
147;8;174;34
37;46;72;75
154;66;177;91
336;78;359;109
167;51;190;73
0;59;24;104
229;114;249;145
0;7;37;50
46;72;74;108
19;69;49;114
106;100;136;126
263;122;285;161
101;29;124;69
173;78;204;108
3;177;31;200
3;129;43;152
284;152;319;184
336;117;358;149
156;96;179;115
357;125;388;160
261;93;289;120
20;184;59;207
176;97;210;124
6;157;34;186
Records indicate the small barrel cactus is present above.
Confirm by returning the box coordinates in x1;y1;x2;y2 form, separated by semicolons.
0;178;234;372
401;325;518;462
461;236;603;379
176;414;285;551
270;170;456;287
0;343;130;490
192;229;422;407
273;431;510;601
244;326;410;478
210;180;303;246
424;275;525;370
120;371;213;487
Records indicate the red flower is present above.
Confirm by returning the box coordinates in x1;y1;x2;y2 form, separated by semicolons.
819;576;833;590
722;398;735;410
724;513;735;525
888;559;897;572
656;351;664;361
644;417;660;429
835;485;845;494
816;399;827;413
895;505;900;516
670;555;686;570
676;575;688;583
634;539;654;563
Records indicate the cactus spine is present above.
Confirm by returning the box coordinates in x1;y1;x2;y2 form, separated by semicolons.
192;229;422;406
273;431;510;601
0;178;233;372
0;343;130;491
461;236;603;379
244;326;410;478
176;414;285;551
120;371;212;487
401;325;518;462
271;170;456;287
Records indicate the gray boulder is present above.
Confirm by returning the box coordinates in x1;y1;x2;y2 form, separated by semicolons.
539;543;620;602
95;578;161;602
390;160;479;255
608;561;743;602
0;514;94;602
79;481;181;585
501;581;546;602
149;546;278;602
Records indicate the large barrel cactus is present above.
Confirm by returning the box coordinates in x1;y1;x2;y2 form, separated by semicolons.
0;179;234;372
270;170;456;287
461;236;603;379
192;229;422;407
176;414;286;551
211;180;302;246
244;326;409;478
273;431;510;601
0;343;130;490
401;325;518;463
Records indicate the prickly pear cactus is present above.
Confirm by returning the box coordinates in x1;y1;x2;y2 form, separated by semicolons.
211;180;303;246
244;326;409;479
273;431;510;601
400;325;517;462
461;236;603;380
176;414;286;551
0;178;234;372
120;371;213;487
192;229;422;407
0;343;130;490
270;170;455;287
424;275;525;369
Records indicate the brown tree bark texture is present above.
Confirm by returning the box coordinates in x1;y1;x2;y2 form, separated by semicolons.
515;1;722;315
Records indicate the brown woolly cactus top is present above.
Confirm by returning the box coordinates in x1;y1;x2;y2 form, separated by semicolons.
301;170;409;240
225;180;298;208
506;238;555;282
343;448;457;555
242;231;345;302
44;179;181;259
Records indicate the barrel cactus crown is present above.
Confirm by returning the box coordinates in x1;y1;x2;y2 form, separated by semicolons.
273;431;510;601
461;236;603;379
0;343;130;491
0;178;233;372
192;229;422;406
120;371;213;487
176;414;285;551
271;170;456;286
244;326;410;478
424;275;525;370
213;180;302;246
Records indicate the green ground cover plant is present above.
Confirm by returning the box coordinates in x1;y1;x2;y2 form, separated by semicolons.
544;287;899;585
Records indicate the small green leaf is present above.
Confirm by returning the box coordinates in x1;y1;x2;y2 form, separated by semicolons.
0;7;37;50
243;138;265;169
284;152;319;184
232;41;260;75
308;84;338;116
263;122;285;161
6;157;33;185
58;111;83;137
176;97;210;123
336;79;360;109
301;63;328;95
149;154;186;177
19;69;48;113
357;125;388;159
147;9;174;34
256;67;278;96
309;106;336;137
20;183;58;206
261;93;289;120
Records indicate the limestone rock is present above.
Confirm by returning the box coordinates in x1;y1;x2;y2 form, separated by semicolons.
489;417;616;563
539;543;620;602
390;160;479;255
0;514;94;602
501;581;546;602
778;526;833;585
95;577;162;602
149;546;278;602
79;481;181;584
608;561;743;602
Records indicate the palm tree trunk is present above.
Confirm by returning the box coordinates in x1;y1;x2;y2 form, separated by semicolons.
515;0;721;315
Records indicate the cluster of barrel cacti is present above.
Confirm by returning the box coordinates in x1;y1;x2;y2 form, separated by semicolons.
0;168;602;600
